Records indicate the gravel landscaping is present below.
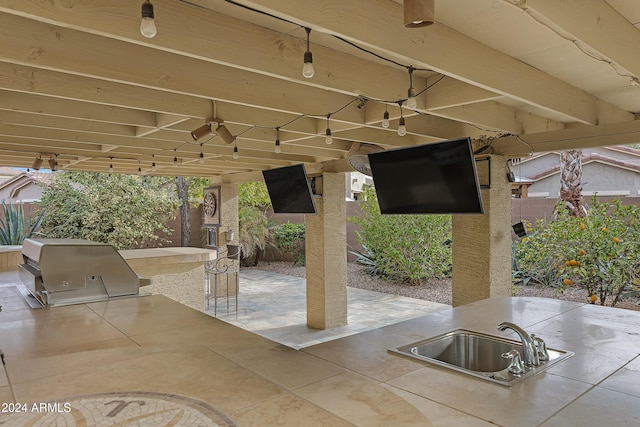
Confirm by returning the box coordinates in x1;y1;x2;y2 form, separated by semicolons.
245;261;640;311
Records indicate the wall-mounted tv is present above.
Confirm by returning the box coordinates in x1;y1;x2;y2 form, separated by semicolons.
262;164;317;214
368;138;484;214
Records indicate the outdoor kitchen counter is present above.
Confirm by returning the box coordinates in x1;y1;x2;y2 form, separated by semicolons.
119;247;216;269
302;296;640;426
119;247;216;312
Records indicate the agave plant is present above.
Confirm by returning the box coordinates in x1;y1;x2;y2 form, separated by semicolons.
0;201;45;245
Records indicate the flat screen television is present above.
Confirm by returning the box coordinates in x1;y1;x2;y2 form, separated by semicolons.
262;164;317;214
368;138;484;214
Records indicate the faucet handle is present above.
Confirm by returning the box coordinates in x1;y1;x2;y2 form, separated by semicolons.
531;334;549;361
502;350;525;375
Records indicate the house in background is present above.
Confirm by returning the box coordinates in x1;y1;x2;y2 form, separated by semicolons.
511;145;640;228
0;170;51;204
0;166;20;186
514;145;640;199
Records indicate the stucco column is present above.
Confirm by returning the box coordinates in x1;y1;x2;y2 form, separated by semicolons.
220;183;239;246
451;155;512;306
305;172;348;329
218;183;239;297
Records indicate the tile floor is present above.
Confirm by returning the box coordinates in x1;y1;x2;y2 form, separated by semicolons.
207;269;449;349
3;268;638;426
0;268;453;426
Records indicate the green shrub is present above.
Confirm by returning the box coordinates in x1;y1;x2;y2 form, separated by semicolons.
274;222;306;265
349;186;452;285
238;205;274;266
38;172;178;250
514;198;640;306
0;201;44;245
238;182;275;266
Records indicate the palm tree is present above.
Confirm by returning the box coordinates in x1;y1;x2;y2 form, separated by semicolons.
559;149;587;217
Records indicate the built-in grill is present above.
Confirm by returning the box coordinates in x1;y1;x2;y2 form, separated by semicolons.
18;238;146;307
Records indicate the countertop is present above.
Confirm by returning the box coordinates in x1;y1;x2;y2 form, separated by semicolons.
119;247;216;267
303;296;640;426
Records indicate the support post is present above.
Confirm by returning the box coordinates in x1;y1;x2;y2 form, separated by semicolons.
305;172;348;329
452;155;512;306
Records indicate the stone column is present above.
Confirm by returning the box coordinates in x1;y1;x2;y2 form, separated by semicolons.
451;155;512;306
305;172;348;329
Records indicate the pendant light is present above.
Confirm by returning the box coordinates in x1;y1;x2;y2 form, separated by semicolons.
397;101;407;136
302;27;315;78
140;1;157;38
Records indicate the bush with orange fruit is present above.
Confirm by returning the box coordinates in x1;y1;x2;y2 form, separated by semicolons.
514;197;640;307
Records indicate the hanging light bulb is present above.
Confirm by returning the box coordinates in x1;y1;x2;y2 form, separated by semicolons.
382;109;390;128
232;144;239;159
199;143;205;164
397;102;407;136
325;114;333;145
138;160;142;175
406;66;417;109
397;117;407;136
302;27;315;78
140;1;157;38
151;161;156;171
109;158;113;174
274;127;282;153
173;148;178;165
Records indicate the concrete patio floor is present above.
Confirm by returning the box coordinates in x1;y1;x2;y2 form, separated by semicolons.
205;269;449;349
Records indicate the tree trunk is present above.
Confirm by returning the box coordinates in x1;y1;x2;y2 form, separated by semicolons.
559;149;587;217
176;176;191;247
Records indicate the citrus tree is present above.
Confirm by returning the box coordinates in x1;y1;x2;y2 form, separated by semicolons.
514;198;640;306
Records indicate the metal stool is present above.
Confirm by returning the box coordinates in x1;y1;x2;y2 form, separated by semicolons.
205;244;241;317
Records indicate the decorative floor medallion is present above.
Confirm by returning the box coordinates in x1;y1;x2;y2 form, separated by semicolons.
0;391;236;426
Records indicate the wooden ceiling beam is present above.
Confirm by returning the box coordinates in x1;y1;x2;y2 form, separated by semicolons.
522;0;640;83
240;0;630;125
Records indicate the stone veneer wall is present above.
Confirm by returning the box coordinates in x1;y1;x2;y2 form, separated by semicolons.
0;246;21;270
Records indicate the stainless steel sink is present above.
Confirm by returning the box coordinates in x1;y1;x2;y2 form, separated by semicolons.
389;329;573;386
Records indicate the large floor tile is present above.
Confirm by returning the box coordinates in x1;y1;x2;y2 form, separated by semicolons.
5;343;155;385
0;313;127;357
304;328;426;382
11;345;284;414
542;386;640;426
294;371;433;426
527;312;640;355
598;355;640;398
388;367;591;426
89;295;217;336
132;322;346;390
543;347;637;385
384;385;498;427
226;342;346;390
231;393;353;426
0;386;12;404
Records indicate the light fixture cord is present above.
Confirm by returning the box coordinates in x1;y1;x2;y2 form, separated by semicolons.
408;66;415;89
305;27;311;51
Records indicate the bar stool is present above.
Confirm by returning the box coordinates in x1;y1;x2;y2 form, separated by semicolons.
205;244;241;317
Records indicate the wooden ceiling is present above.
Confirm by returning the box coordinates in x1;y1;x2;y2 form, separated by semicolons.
0;0;638;181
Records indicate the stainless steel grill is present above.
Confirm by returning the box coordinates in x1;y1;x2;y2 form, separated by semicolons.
18;238;146;307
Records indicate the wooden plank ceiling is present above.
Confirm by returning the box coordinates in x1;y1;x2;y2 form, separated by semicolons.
0;0;638;180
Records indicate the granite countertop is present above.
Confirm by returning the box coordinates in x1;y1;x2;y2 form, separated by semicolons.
304;296;640;426
119;247;216;266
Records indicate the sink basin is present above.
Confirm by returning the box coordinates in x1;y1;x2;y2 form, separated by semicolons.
389;329;573;386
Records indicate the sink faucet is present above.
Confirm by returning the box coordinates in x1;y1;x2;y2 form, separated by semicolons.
497;322;540;366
